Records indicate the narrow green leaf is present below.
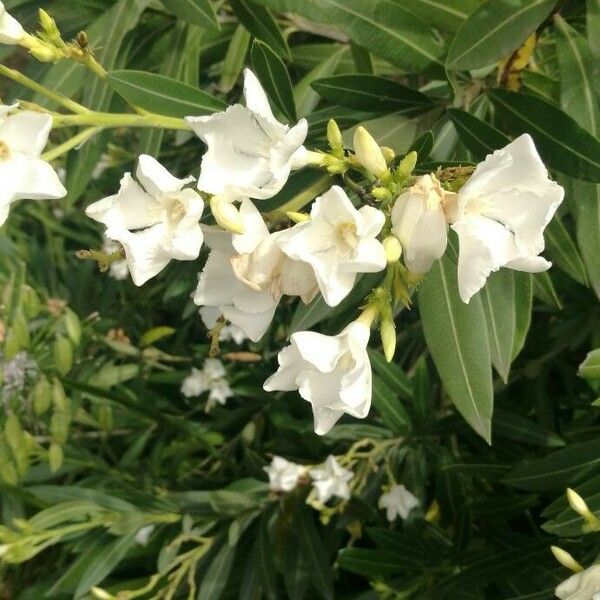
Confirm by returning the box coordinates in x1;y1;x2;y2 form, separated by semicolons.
580;348;600;381
372;377;411;433
338;547;420;577
545;216;588;287
230;0;290;59
419;256;493;442
480;270;516;383
161;0;219;29
404;0;480;33
446;0;556;70
511;273;533;360
107;70;225;118
587;0;600;60
447;108;510;159
367;349;413;401
313;74;434;114
220;25;251;93
522;70;559;104
75;533;137;597
575;181;600;300
488;89;600;183
197;540;236;599
251;40;297;122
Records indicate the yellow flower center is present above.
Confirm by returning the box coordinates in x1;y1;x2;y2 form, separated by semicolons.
337;221;358;252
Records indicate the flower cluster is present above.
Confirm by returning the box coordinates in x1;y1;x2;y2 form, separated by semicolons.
0;14;564;437
264;455;419;521
181;359;233;411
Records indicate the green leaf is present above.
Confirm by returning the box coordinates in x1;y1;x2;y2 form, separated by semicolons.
372;377;411;434
522;70;559;104
294;48;346;118
107;70;226;118
545;216;588;287
367;349;413;401
405;0;480;33
504;439;600;491
161;0;219;29
488;89;600;183
447;108;510;159
312;74;434;114
253;0;445;72
418;256;493;442
580;348;600;381
511;273;533;360
197;540;236;599
575;181;600;300
533;271;562;310
446;0;556;71
337;547;420;577
75;533;137;597
220;25;251;93
231;0;290;59
251;40;297;122
493;409;564;448
480;270;516;383
588;0;600;59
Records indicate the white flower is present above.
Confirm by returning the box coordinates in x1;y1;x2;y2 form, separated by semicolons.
194;199;317;341
86;155;203;286
278;186;386;307
208;378;233;406
220;323;246;345
309;455;353;504
203;358;226;380
378;485;419;521
186;69;308;201
556;564;600;600
391;174;453;274
451;134;564;303
0;106;66;226
0;2;25;45
181;367;209;398
264;320;372;435
134;525;155;546
264;456;306;492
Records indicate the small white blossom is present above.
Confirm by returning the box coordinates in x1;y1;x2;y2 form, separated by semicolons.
278;185;386;307
0;2;25;45
309;455;353;504
186;69;308;201
378;485;419;521
220;323;246;345
181;367;209;398
264;456;306;492
264;321;372;435
556;564;600;600
208;378;233;406
86;155;203;286
203;358;226;380
450;134;564;303
0;106;67;226
391;174;454;274
134;525;155;546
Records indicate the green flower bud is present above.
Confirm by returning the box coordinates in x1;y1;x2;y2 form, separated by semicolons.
21;285;40;319
3;327;20;360
48;442;63;473
327;119;343;154
382;235;402;263
52;378;70;413
396;151;418;180
32;377;52;415
54;335;73;375
380;318;396;362
63;308;81;346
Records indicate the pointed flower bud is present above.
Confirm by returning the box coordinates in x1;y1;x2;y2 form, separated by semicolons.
396;151;417;180
38;9;61;45
380;318;396;362
353;126;388;178
327;119;343;154
551;546;584;573
211;197;244;234
381;146;395;163
383;235;402;263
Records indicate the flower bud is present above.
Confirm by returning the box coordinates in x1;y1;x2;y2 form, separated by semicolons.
381;146;395;163
21;285;40;319
327;119;343;154
32;377;52;415
371;187;392;202
353;126;388;178
38;9;61;45
567;488;590;518
29;42;62;62
52;378;70;412
64;308;81;346
54;335;73;375
380;318;396;362
48;441;63;473
210;197;244;234
383;235;402;263
551;546;584;573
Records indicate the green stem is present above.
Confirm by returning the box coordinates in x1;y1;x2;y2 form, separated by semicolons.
42;126;103;161
0;64;88;114
52;110;189;131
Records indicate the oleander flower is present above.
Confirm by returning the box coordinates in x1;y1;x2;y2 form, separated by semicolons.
451;134;564;303
0;2;25;45
0;106;66;226
309;455;353;503
264;456;306;492
186;69;308;201
181;359;233;409
555;564;600;600
391;174;454;274
86;155;203;287
378;484;419;521
278;186;386;307
263;320;372;435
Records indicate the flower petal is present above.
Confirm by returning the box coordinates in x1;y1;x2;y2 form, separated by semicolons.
0;112;52;157
136;154;193;197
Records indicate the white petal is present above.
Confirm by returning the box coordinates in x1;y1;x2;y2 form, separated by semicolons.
311;185;357;227
341;238;386;274
221;303;276;342
403;201;448;274
0;3;24;44
106;225;171;286
86;173;158;230
231;198;270;254
136;154;193;197
199;306;221;329
292;331;344;373
312;406;345;436
505;255;551;272
0;155;66;204
243;68;277;125
0;103;18;119
194;250;240;307
0;112;52;157
452;214;520;303
357;205;386;238
263;344;305;391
